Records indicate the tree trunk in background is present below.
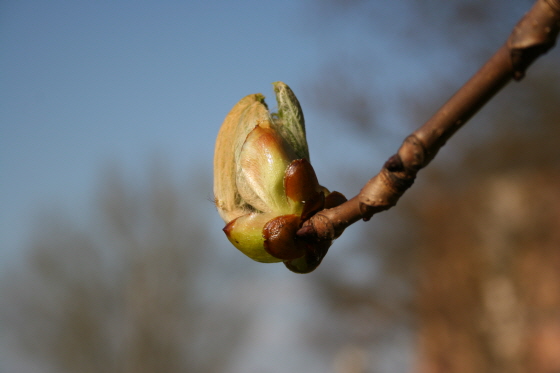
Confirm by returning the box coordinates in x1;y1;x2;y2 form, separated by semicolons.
415;170;560;373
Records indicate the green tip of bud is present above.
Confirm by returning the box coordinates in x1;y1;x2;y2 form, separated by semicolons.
224;213;283;263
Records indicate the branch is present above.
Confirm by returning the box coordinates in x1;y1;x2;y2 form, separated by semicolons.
298;0;560;244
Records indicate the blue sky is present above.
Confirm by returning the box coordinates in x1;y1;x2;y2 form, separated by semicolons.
1;0;548;268
0;0;432;264
4;0;441;268
1;0;340;264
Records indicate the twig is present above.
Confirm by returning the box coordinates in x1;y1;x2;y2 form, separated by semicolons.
297;0;560;244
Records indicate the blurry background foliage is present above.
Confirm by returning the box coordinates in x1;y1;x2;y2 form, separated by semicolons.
2;0;559;372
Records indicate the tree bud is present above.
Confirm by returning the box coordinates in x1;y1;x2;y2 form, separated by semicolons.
214;82;346;272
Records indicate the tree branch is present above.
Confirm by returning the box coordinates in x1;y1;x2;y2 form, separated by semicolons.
298;0;560;244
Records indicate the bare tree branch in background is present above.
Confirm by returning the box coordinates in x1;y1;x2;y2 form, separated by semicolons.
297;0;560;245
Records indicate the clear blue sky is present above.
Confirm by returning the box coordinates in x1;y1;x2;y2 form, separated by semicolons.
0;0;342;264
0;0;542;267
4;0;439;266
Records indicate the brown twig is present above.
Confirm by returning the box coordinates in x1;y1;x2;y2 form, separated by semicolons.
298;0;560;243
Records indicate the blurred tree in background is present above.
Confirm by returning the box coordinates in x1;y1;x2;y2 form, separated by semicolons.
412;70;560;373
304;0;560;372
0;164;249;373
